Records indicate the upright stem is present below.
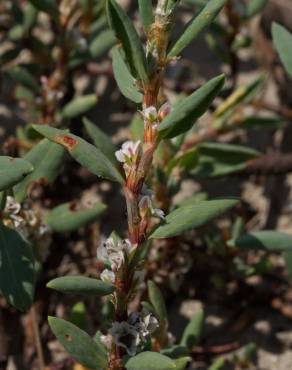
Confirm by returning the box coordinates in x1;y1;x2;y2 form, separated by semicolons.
109;5;172;369
30;305;46;370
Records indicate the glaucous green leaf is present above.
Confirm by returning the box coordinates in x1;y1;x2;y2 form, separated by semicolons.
125;351;176;370
90;29;116;59
48;317;108;369
272;23;292;77
111;46;143;103
107;0;149;84
161;345;189;358
158;75;225;139
191;142;260;177
14;139;65;202
23;3;38;31
8;66;40;93
230;231;292;252
83;117;117;164
168;0;226;58
237;116;284;131
46;201;106;232
208;357;225;370
0;156;33;191
174;357;191;370
151;198;238;238
32;125;124;183
8;25;25;41
243;0;267;19
0;222;35;311
62;94;97;119
130;114;144;141
180;310;204;349
28;0;59;20
47;276;115;296
138;0;154;33
148;280;167;324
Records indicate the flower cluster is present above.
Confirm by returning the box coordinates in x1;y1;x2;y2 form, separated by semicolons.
3;196;51;261
97;236;137;282
101;310;159;356
115;140;141;176
141;103;171;125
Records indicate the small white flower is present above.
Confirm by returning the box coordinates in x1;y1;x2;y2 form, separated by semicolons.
4;196;21;215
115;140;141;164
100;334;113;350
142;106;158;122
100;269;115;283
115;140;141;176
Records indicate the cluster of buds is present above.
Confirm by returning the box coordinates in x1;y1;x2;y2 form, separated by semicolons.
97;236;137;283
101;310;159;356
3;196;52;261
138;193;165;220
141;103;171;143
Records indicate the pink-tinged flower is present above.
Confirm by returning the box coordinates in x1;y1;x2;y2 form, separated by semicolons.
158;102;172;120
100;334;113;350
138;195;165;220
115;140;141;175
97;237;137;271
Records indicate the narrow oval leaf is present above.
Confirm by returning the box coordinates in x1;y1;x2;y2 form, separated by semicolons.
62;94;97;119
28;0;59;20
83;117;117;163
158;75;225;139
14;139;66;202
231;231;292;252
168;0;226;58
208;357;226;370
48;317;108;369
47;276;115;295
107;0;149;83
237;116;284;131
191;142;260;177
243;0;267;19
8;66;40;93
90;29;116;59
0;156;33;191
46;201;106;232
32;125;124;183
148;280;167;324
180;310;204;350
272;23;292;77
125;351;176;370
151;198;238;239
111;46;143;103
138;0;154;33
174;357;191;370
0;223;35;311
